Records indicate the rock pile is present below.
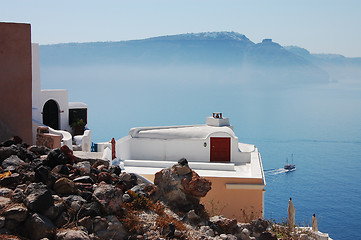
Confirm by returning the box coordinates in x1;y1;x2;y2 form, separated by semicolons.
0;137;283;240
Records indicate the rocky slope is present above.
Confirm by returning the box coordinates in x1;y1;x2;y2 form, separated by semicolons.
0;136;313;240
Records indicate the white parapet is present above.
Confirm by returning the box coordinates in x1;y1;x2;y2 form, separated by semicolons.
123;159;235;171
48;127;73;150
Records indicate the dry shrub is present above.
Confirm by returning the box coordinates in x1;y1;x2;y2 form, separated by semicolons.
119;209;143;234
151;201;186;231
123;190;153;211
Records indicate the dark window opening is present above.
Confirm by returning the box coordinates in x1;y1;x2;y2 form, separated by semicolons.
69;108;87;126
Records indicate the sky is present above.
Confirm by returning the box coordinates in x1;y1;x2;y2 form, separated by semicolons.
1;0;361;57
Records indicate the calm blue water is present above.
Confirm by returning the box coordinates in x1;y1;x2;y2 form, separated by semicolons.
41;65;361;239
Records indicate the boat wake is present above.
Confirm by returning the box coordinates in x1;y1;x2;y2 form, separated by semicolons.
264;168;295;175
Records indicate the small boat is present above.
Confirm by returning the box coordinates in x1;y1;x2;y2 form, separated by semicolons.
284;154;296;170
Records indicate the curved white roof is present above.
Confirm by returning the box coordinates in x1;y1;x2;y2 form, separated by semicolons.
129;125;236;139
69;102;88;109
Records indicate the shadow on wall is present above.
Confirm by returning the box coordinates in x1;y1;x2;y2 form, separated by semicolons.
0;119;14;142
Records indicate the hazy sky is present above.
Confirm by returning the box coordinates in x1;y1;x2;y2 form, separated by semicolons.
1;0;361;57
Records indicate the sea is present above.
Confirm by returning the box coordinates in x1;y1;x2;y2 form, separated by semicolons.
41;65;361;239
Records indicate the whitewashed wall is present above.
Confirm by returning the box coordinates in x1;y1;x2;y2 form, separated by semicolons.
40;90;70;132
31;43;71;135
116;131;252;163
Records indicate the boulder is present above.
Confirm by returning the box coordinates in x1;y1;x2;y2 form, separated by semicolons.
109;165;121;175
56;228;90;240
74;162;91;174
185;210;201;224
181;170;212;198
35;165;57;188
1;155;25;169
118;173;138;191
94;215;127;240
53;177;76;195
52;165;70;175
97;172;112;183
0;146;18;162
209;216;237;234
11;188;26;203
259;232;278;240
154;160;211;211
17;147;36;162
63;195;87;212
93;183;123;215
27;145;50;156
3;204;28;222
78;216;93;233
60;145;78;164
25;213;55;240
0;196;11;209
43;202;65;220
44;148;68;169
24;182;54;213
0;136;22;147
249;218;269;235
77;202;101;219
0;173;20;188
0;187;13;197
92;216;107;232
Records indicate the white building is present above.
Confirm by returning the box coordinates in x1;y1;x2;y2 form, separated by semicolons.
31;43;90;150
116;113;266;221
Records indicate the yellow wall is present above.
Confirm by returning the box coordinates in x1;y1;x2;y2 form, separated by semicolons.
142;174;264;222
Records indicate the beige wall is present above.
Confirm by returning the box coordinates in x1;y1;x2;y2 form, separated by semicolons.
0;22;32;144
142;174;264;222
201;177;264;222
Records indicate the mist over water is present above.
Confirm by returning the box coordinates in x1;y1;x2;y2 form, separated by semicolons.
41;64;361;239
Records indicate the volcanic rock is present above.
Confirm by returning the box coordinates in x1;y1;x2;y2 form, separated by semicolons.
0;196;11;209
53;177;76;195
35;165;57;188
24;182;54;213
249;218;269;235
0;187;13;197
154;160;211;211
209;215;238;234
3;204;28;222
0;173;20;189
93;183;123;215
1;155;25;169
25;213;55;240
94;215;127;240
44;148;68;169
56;228;90;240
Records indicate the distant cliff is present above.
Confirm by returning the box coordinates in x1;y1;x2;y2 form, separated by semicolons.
39;31;361;86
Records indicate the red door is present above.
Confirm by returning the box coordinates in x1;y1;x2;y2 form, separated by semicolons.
210;137;230;162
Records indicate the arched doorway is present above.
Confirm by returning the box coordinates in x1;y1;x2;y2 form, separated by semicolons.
43;100;59;130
